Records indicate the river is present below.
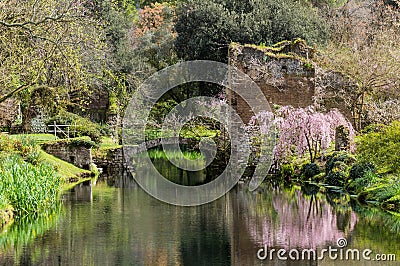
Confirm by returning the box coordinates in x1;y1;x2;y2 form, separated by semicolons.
0;154;399;265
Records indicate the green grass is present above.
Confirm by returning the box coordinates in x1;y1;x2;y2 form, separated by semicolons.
99;137;122;150
9;134;59;144
39;150;90;181
0;134;91;225
145;126;219;141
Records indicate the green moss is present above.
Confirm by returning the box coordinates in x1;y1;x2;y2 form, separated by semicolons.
42;137;98;149
272;40;293;48
232;39;315;67
108;92;119;115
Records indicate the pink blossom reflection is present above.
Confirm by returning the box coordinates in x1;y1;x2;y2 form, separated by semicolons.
241;187;357;249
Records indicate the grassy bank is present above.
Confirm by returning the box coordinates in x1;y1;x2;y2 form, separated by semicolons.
0;134;92;228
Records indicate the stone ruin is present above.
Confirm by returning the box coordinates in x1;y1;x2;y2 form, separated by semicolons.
227;39;358;125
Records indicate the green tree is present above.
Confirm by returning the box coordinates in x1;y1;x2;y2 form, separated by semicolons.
0;0;107;130
174;0;329;62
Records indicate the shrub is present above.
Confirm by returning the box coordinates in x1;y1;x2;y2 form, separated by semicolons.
325;151;356;186
346;171;380;194
382;194;400;212
349;162;376;180
47;110;102;143
358;182;400;205
326;171;347;186
0;135;42;165
357;121;400;174
325;151;356;175
0;134;14;153
280;163;295;180
175;0;329;62
303;163;321;179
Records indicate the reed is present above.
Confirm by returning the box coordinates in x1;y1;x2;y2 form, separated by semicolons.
0;156;61;218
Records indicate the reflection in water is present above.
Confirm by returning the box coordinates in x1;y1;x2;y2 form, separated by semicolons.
0;181;399;265
1;147;400;266
241;185;357;249
0;207;62;265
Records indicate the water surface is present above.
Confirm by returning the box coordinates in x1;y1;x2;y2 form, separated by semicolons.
1;180;399;265
1;152;399;265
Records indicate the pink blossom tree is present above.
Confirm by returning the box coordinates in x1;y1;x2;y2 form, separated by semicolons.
247;106;355;163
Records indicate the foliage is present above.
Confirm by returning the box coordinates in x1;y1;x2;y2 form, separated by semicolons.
145;124;219;141
317;0;400;129
0;156;61;218
148;99;178;125
349;162;376;180
0;0;106;113
42;136;98;150
279;163;295;180
0;194;11;214
365;99;400;126
68;138;98;149
94;1;179;116
174;0;329;62
356;121;400;174
325;151;356;174
359;182;400;209
303;163;321;179
147;148;203;161
325;151;356;186
0;134;42;165
47;110;102;143
346;171;380;194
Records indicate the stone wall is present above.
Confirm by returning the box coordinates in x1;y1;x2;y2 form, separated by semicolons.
42;140;93;170
92;138;197;185
93;148;127;182
314;68;359;126
228;40;357;124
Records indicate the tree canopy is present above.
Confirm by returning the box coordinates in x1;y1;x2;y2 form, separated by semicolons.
174;0;329;62
0;0;106;104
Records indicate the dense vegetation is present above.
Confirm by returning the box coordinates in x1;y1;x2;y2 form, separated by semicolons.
1;0;400;223
0;136;61;219
175;0;329;62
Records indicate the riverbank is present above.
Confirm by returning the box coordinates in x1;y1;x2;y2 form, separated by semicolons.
0;134;95;229
267;149;400;214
